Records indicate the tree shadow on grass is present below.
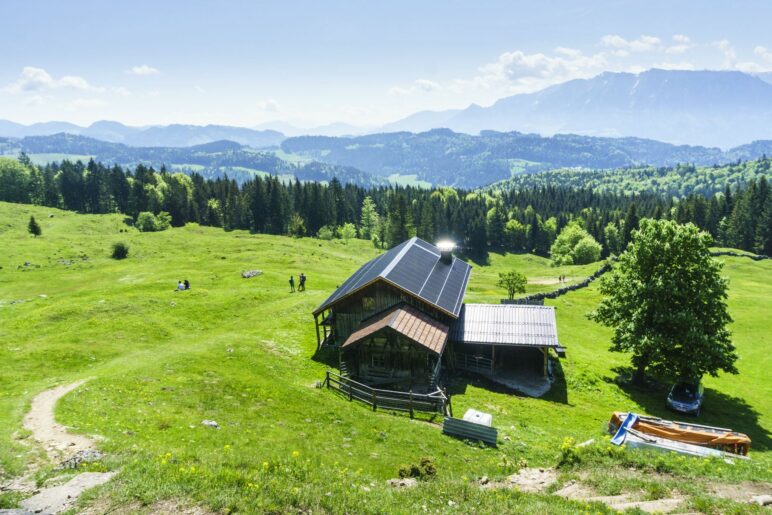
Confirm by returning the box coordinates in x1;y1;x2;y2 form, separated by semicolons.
607;366;772;451
445;358;569;406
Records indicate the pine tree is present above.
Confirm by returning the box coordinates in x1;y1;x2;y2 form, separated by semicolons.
359;196;379;240
622;203;639;248
28;216;41;237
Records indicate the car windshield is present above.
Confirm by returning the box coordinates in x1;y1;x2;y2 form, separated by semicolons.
671;383;698;401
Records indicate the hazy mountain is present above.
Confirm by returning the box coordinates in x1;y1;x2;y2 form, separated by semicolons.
382;70;772;148
379;108;463;133
0;133;377;185
0;120;285;148
253;120;369;137
282;128;772;188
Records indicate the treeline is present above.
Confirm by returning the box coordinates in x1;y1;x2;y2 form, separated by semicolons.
490;158;771;199
1;155;769;258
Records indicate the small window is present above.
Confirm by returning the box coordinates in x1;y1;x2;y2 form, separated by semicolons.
362;297;376;311
371;353;386;369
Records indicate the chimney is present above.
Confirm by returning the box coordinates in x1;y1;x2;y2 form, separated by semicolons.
436;239;456;263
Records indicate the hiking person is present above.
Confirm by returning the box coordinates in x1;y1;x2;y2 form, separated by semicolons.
299;273;306;291
289;275;295;292
184;279;190;290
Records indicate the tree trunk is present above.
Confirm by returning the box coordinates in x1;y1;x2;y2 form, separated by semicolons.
632;356;648;385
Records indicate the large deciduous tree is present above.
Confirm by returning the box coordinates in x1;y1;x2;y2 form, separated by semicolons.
497;271;527;300
590;219;737;385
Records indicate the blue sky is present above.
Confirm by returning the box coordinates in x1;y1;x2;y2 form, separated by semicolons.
1;0;771;127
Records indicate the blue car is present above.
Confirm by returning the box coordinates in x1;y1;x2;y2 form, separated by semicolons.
666;381;704;416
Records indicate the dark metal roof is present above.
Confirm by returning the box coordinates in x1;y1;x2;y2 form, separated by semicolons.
449;304;561;348
341;305;449;355
313;237;471;317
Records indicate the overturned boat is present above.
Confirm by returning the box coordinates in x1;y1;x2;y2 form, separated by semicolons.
609;412;751;456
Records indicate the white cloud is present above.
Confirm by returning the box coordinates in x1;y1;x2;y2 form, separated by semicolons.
754;46;772;62
601;34;661;52
414;79;440;92
666;34;692;54
672;34;691;44
112;86;131;96
194;85;206;94
23;95;47;106
457;48;607;94
256;98;280;113
715;39;737;67
127;64;160;76
388;79;442;96
4;66;104;93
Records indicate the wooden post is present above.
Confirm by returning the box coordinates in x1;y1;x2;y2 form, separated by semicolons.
542;348;548;377
372;390;377;411
409;390;414;419
491;345;496;374
314;313;321;349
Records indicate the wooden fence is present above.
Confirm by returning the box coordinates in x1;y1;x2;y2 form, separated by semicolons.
322;370;450;417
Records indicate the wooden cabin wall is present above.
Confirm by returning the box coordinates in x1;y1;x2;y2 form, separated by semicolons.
332;282;452;345
343;333;438;388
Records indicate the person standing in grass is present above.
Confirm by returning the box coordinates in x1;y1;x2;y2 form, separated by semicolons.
299;273;306;291
289;275;295;292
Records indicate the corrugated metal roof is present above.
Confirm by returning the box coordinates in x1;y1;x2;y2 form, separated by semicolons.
342;305;449;355
313;237;471;318
449;304;560;348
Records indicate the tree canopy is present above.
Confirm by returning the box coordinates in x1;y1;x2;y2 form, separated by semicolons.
497;271;527;300
590;219;737;384
550;222;602;265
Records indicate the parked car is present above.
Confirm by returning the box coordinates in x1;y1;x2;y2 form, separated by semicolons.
667;381;704;415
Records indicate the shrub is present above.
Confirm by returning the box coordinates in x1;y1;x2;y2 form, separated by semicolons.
338;222;357;241
551;221;602;265
136;211;172;232
317;225;335;240
111;242;129;260
398;457;437;480
288;214;306;238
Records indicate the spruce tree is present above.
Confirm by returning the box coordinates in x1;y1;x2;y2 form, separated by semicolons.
28;216;41;237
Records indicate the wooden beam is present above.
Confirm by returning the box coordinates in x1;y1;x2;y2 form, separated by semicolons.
491;345;495;373
542;347;549;377
314;313;321;349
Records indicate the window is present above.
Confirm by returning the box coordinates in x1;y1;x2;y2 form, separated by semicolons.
362;297;376;311
371;353;386;369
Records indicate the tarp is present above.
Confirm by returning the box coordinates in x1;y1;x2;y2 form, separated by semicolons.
609;412;751;456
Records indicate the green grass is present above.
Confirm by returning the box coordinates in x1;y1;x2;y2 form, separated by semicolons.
387;173;433;188
0;201;769;513
27;153;94;165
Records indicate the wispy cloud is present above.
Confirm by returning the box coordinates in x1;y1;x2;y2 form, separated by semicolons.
256;98;280;113
127;64;160;76
601;34;662;56
4;66;104;93
388;79;441;96
68;97;107;109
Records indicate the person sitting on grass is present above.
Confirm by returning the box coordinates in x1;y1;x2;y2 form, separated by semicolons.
184;279;190;290
177;280;185;291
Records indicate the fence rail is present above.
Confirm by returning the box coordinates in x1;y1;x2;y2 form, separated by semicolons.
323;370;450;417
455;352;493;374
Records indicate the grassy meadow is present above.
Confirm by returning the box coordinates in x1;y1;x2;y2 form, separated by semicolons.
0;201;770;513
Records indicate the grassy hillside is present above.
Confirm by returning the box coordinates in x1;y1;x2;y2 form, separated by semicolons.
0;202;769;513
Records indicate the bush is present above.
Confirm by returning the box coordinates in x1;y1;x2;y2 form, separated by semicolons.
317;225;335;240
135;211;172;232
398;457;437;480
551;221;602;265
111;242;129;260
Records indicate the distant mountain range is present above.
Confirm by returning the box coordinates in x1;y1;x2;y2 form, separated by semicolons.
381;69;772;148
281;129;772;188
3;130;771;189
3;70;772;149
0;120;284;148
0;133;375;185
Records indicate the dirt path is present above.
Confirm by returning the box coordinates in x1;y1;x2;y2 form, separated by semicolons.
1;380;116;514
22;380;95;461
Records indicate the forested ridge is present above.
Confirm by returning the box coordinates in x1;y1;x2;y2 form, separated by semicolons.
1;154;770;259
489;157;772;198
